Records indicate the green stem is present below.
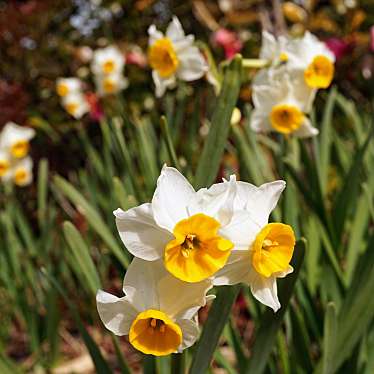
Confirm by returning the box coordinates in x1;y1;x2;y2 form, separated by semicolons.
160;116;180;169
189;285;241;374
171;351;186;374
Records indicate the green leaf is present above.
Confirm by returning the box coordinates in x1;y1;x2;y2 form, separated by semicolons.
37;158;49;229
189;285;241;374
318;87;337;194
160;116;180;169
53;175;129;268
322;302;337;374
315;234;374;373
195;55;242;189
41;269;112;374
63;221;101;296
332;126;373;242
244;239;306;374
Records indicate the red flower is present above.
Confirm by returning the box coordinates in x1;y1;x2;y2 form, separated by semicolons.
212;28;243;60
85;92;104;122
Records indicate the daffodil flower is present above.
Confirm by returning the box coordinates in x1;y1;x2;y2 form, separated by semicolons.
61;93;89;119
148;16;208;97
12;156;33;187
0;149;11;181
258;31;335;89
97;258;213;356
95;72;128;96
0;122;35;159
286;32;335;89
56;78;83;98
114;166;237;283
259;31;290;67
251;69;318;137
214;180;295;312
91;46;125;76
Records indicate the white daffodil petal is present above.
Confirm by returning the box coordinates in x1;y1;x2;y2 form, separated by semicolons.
152;165;195;231
213;251;251;286
148;24;164;45
249;271;281;312
238;180;286;227
96;290;138;336
166;16;185;42
259;31;277;60
152;70;176;98
177;319;200;350
189;175;236;226
114;204;171;261
276;265;294;278
250;110;271;133
122;258;166;312
293;117;319;138
177;46;207;81
220;210;259;250
158;275;212;319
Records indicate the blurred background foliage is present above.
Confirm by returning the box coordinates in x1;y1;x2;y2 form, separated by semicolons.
0;0;374;373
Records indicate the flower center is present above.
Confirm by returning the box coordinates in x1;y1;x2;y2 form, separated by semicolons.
164;213;233;283
279;52;288;62
0;160;10;176
11;140;29;158
14;168;28;186
129;309;182;356
56;83;69;97
252;223;295;278
65;102;79;116
270;104;304;134
103;78;116;93
103;60;115;74
148;38;179;78
304;55;334;88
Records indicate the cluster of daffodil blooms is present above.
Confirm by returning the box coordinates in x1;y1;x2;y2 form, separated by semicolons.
56;77;89;119
91;45;128;97
97;166;296;356
56;46;127;119
0;122;35;187
250;31;335;137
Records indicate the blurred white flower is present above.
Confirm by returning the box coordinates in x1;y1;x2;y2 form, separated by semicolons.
91;46;125;76
0;149;11;181
95;72;128;96
259;31;290;67
213;179;295;312
0;122;35;159
148;16;208;97
12;156;33;187
97;258;212;356
286;31;335;89
62;93;89;119
258;31;335;89
251;69;318;137
56;78;83;98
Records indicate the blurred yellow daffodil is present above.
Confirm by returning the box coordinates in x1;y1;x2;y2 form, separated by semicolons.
148;17;208;97
0;122;35;159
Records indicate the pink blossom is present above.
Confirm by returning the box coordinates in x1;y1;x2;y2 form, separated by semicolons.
85;92;104;122
126;50;147;68
212;28;243;60
325;37;354;61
